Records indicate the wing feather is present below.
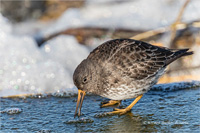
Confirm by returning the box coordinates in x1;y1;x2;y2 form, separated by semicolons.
88;39;190;81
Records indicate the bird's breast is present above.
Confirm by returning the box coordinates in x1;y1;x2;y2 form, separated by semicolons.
100;84;149;100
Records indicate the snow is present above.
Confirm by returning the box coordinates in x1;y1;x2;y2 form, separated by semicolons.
0;15;89;97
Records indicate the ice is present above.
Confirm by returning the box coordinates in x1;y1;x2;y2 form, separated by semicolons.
40;35;89;76
1;108;23;115
0;14;12;34
0;15;90;97
151;80;200;92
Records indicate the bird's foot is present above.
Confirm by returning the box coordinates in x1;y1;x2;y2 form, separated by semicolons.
108;107;131;115
106;95;143;116
101;100;121;107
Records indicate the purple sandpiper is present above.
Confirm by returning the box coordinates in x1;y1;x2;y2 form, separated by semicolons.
73;39;193;117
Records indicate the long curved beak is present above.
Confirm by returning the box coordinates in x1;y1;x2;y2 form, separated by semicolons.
74;89;86;118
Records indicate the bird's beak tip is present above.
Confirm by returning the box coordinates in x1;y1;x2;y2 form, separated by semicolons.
74;89;86;118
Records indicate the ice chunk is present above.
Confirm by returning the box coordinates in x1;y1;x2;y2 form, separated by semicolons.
151;81;200;92
1;108;23;115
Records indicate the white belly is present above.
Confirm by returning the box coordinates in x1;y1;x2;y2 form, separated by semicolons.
100;68;166;100
100;85;148;100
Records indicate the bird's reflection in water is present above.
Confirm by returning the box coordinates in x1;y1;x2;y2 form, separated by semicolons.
102;113;157;132
74;111;157;132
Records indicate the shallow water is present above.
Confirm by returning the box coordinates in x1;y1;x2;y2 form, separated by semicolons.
1;88;199;132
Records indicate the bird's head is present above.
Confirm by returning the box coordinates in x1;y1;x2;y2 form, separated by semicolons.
73;59;92;91
73;59;96;118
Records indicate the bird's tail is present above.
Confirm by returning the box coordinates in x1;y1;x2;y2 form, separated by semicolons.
165;48;193;65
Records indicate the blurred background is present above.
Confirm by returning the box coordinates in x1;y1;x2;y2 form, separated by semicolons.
0;0;200;97
1;1;200;132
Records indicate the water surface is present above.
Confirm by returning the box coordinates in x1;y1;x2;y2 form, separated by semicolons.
1;88;199;132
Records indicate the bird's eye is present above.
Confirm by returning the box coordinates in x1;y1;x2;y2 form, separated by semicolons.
83;77;87;83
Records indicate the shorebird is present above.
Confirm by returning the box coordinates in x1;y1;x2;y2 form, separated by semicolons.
73;39;193;117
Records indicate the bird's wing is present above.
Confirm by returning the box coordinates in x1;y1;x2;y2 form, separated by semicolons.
88;39;128;62
89;39;191;81
96;39;175;80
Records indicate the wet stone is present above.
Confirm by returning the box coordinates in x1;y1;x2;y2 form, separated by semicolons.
1;108;22;115
65;117;94;124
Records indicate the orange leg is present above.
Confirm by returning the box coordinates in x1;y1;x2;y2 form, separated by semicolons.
108;95;143;115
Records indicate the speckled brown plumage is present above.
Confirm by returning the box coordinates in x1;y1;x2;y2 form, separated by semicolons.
73;39;193;100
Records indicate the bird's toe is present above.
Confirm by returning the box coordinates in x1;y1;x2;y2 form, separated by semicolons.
101;100;121;107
